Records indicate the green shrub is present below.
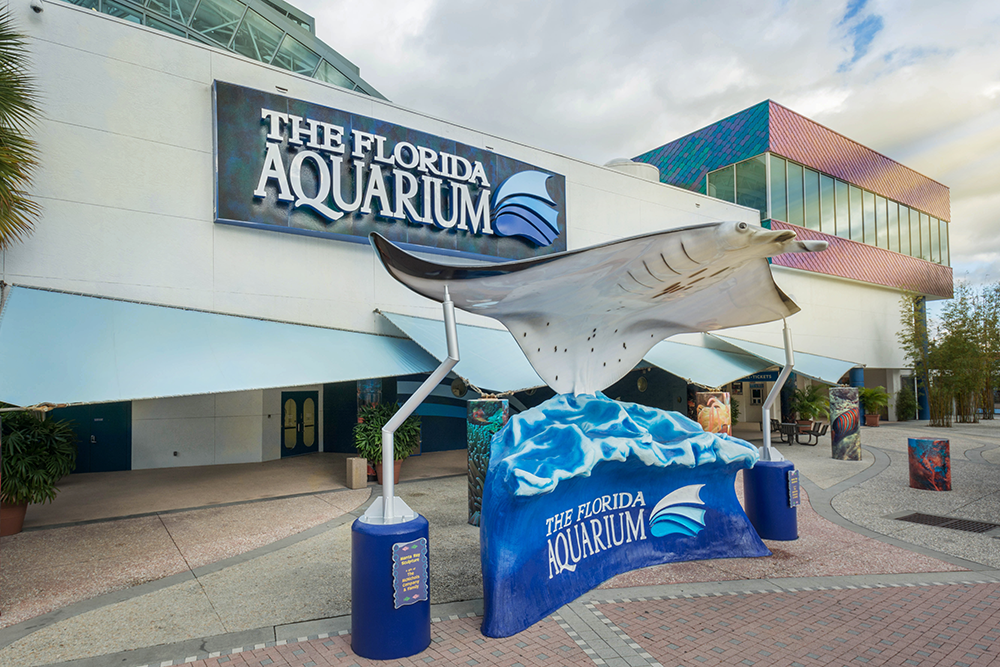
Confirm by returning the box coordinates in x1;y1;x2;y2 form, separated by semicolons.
353;403;421;462
896;385;918;421
1;411;77;505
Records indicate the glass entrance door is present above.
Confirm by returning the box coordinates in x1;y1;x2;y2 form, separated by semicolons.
280;390;319;457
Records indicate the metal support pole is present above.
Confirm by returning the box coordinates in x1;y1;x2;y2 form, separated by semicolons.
380;287;460;521
761;320;795;461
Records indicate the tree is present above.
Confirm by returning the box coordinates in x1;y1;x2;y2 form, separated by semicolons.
0;8;40;251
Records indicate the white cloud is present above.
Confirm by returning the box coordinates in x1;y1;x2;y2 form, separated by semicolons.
298;0;1000;288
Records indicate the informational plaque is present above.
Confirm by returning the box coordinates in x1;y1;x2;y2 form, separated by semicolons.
787;469;801;507
392;537;428;608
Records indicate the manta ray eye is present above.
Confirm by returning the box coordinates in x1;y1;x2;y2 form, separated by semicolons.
737;222;749;232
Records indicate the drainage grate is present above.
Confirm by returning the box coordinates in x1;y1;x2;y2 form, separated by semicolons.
895;513;1000;534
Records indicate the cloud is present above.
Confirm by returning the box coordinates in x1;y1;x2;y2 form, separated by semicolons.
299;1;1000;288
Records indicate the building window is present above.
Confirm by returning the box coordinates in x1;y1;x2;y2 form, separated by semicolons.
887;201;899;253
707;165;735;203
735;156;767;219
60;0;371;95
707;152;951;266
803;167;820;231
769;154;787;222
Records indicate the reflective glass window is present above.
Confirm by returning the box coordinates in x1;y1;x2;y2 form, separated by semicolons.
920;212;931;260
104;0;142;22
67;0;101;9
786;162;804;226
768;155;786;221
146;15;187;36
874;195;887;248
862;190;875;245
314;60;355;89
803;168;820;231
899;206;910;256
272;34;321;75
232;10;283;63
146;0;199;24
707;165;735;203
835;180;850;238
819;175;835;234
849;185;864;243
191;0;245;47
941;221;950;265
930;217;940;263
736;156;767;219
887;201;899;253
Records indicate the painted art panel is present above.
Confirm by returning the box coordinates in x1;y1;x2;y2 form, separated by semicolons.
480;393;767;638
696;392;731;435
467;399;509;526
829;386;860;461
908;438;951;491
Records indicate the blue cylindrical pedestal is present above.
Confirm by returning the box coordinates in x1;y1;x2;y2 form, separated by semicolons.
743;460;798;540
351;514;431;660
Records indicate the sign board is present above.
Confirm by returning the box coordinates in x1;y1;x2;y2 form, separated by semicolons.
787;469;801;507
213;81;567;261
743;370;781;383
391;537;428;608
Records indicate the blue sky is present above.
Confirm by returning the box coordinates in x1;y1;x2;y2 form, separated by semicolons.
299;0;999;290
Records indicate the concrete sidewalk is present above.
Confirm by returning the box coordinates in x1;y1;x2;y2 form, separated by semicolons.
1;421;999;666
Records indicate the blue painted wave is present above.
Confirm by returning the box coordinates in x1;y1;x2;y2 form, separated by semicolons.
491;171;560;246
492;393;759;497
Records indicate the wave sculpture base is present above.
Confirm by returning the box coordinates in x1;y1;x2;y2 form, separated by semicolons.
480;393;769;638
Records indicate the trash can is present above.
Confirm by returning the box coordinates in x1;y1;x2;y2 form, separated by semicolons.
742;460;799;540
351;514;431;660
908;438;951;491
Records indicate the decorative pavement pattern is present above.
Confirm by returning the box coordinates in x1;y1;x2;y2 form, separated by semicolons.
144;579;1000;667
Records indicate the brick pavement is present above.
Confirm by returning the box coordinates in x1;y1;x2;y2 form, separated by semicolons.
148;582;1000;667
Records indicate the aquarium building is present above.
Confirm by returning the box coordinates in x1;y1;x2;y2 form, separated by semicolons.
0;0;950;472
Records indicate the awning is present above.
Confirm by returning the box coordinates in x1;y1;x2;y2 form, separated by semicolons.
381;311;782;393
643;337;771;389
0;287;438;406
379;311;545;393
713;335;862;385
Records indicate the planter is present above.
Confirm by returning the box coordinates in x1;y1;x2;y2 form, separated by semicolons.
374;460;403;485
796;419;813;433
865;414;880;427
1;501;28;537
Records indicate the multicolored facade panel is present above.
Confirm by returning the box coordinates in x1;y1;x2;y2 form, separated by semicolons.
767;102;950;222
767;221;953;299
632;101;770;194
634;99;950;222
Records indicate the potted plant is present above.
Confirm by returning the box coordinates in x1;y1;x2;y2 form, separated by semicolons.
859;386;890;426
1;410;77;536
789;385;829;431
353;403;421;484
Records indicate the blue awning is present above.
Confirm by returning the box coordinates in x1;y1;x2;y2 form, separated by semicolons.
379;311;546;393
0;287;438;406
643;338;771;389
713;335;862;385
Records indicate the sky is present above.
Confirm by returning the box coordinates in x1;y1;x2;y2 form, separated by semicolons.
297;0;1000;289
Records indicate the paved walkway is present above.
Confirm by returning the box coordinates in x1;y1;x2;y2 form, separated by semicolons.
1;421;999;666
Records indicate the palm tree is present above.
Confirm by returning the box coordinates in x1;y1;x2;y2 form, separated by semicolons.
0;8;40;251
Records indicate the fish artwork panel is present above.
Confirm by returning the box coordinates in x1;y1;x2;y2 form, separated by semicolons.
370;221;827;395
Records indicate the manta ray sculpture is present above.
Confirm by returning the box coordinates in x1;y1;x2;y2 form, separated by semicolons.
371;221;826;395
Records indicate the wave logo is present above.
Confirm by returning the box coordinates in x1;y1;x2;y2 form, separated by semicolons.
648;484;707;538
491;171;560;246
